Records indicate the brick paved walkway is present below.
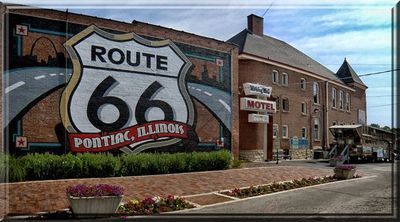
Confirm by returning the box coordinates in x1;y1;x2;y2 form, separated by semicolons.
1;165;333;215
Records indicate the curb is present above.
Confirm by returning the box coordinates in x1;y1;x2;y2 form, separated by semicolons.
168;175;378;214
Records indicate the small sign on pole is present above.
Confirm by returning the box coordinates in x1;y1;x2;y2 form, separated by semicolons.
243;83;272;97
248;113;269;123
240;97;276;113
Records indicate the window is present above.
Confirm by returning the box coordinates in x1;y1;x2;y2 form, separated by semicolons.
313;118;320;141
272;70;279;84
301;127;307;138
273;124;279;138
345;93;351;111
339;90;344;109
282;125;288;138
282;98;289;111
301;102;307;114
332;121;337;126
300;78;306;90
282;73;288;86
313;82;320;104
274;97;280;111
332;87;337;108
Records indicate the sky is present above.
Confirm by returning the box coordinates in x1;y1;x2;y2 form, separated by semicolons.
5;0;397;127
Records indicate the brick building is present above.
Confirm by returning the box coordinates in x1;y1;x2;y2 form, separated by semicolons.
1;5;240;158
228;14;367;161
1;5;367;162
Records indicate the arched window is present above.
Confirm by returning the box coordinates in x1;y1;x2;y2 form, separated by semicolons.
332;87;337;108
313;82;320;104
300;78;306;90
272;70;279;84
282;73;288;86
313;118;320;141
282;98;289;111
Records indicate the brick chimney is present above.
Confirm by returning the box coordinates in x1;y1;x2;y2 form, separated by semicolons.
247;14;264;36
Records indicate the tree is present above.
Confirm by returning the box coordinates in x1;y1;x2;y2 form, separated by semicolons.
370;123;380;128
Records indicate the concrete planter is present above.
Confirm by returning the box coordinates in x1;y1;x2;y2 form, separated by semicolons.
334;169;355;180
68;195;122;217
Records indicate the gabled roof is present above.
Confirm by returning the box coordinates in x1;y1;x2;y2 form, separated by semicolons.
336;58;367;87
227;29;344;84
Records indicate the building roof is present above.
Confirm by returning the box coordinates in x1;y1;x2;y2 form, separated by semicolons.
336;58;367;87
227;29;345;84
329;125;363;129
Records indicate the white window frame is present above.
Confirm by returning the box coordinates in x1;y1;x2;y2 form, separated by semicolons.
273;124;279;138
282;125;289;139
345;92;351;111
272;70;279;84
300;78;306;90
274;97;280;111
313;118;320;141
282;98;289;112
301;102;307;114
282;73;288;86
332;87;337;108
339;90;344;110
301;127;307;138
313;82;320;104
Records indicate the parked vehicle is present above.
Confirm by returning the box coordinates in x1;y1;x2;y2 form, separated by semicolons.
329;125;395;163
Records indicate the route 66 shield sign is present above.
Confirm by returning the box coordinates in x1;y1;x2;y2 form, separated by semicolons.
60;25;195;153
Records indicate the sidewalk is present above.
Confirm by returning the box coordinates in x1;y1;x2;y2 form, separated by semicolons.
2;165;333;216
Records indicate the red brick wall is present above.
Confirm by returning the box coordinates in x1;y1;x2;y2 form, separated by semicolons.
4;7;237;155
193;100;220;143
238;59;366;153
22;88;63;142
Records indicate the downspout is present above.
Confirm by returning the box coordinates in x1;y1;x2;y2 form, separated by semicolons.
325;81;329;150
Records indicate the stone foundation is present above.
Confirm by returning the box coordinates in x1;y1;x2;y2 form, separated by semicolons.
239;149;264;162
290;148;314;159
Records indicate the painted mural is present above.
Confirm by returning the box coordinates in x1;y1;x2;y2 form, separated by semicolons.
5;13;232;154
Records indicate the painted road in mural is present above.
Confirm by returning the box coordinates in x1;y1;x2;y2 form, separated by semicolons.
4;67;71;124
187;83;231;130
4;67;231;131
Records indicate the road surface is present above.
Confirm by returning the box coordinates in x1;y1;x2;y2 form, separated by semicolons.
181;162;396;216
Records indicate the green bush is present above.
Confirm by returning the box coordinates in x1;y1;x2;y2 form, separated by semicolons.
8;155;26;182
77;153;120;178
4;150;231;181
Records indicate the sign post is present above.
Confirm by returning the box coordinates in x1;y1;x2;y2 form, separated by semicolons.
241;83;274;161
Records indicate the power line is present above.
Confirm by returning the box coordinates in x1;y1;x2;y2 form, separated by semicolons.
261;0;274;18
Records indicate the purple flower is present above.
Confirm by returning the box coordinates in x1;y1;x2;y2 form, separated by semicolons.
66;184;124;197
335;164;356;170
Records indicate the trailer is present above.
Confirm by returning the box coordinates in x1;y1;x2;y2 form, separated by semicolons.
328;125;394;163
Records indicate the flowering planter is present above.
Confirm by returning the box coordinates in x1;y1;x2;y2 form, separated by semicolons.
334;169;355;179
68;195;122;217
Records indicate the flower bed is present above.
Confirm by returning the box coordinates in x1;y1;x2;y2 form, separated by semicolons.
118;195;194;215
221;175;361;198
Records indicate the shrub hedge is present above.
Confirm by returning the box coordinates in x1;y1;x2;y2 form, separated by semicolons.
5;150;231;182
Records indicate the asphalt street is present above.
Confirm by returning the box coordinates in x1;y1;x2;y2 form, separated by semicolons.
181;162;397;216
